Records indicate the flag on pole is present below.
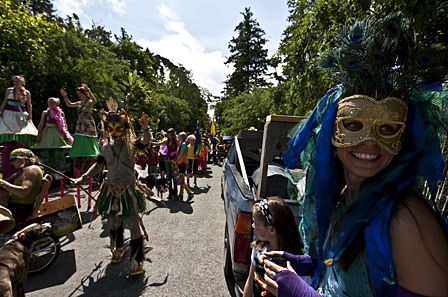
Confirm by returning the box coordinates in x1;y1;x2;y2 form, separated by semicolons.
194;123;202;156
211;116;216;136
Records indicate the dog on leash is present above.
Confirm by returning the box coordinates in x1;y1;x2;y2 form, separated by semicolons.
0;223;52;297
155;176;169;199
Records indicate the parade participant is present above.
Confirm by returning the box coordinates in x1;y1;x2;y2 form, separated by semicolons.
175;132;194;201
262;13;448;297
186;134;198;187
158;132;168;179
146;145;159;190
210;133;220;165
0;149;43;224
151;128;178;199
61;83;100;209
0;75;38;179
33;97;73;198
73;98;150;275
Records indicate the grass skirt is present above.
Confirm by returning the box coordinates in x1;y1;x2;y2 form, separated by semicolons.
97;180;147;219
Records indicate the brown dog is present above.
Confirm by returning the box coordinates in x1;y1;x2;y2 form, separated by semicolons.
0;223;52;297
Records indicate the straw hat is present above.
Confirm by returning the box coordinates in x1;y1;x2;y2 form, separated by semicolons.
0;206;15;234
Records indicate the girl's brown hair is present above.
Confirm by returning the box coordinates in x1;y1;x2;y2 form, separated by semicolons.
251;196;304;255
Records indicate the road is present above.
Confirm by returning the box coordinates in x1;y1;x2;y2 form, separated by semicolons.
26;164;236;297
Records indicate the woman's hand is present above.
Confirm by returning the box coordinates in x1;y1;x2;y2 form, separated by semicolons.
263;251;284;259
60;88;67;98
80;83;90;93
71;176;85;186
138;112;150;130
263;258;297;296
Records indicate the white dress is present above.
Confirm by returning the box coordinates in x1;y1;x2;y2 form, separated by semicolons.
0;88;38;142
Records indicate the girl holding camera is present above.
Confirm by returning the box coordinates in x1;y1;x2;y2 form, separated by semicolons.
243;197;307;297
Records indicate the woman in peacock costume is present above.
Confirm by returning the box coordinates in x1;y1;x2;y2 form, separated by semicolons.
262;12;448;297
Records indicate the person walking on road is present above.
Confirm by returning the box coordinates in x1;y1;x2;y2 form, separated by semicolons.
73;98;151;275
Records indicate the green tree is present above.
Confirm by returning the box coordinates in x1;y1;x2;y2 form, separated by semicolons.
17;0;55;19
0;0;59;111
154;55;209;132
224;7;271;98
114;28;157;88
121;69;152;122
85;23;114;47
277;0;448;117
218;88;272;135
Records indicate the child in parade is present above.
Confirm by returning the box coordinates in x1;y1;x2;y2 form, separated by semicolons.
175;132;194;201
0;75;38;179
186;134;198;187
243;197;307;297
147;145;159;185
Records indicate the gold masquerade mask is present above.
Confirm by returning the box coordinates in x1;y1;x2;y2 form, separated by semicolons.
331;95;407;155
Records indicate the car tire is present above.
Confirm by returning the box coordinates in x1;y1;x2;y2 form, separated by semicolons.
224;224;233;277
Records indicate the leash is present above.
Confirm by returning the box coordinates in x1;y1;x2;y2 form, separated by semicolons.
37;162;97;202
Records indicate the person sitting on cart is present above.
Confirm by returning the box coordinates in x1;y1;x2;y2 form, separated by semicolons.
0;148;43;225
73;98;151;276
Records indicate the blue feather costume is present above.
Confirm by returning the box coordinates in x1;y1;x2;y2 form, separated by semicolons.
282;12;448;297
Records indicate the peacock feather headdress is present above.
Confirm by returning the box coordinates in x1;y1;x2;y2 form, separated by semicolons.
320;12;446;99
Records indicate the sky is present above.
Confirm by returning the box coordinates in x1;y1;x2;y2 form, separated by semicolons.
52;0;290;98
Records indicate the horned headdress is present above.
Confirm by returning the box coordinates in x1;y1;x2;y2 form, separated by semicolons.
100;97;136;149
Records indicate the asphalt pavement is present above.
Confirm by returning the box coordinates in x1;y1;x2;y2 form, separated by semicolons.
25;164;235;297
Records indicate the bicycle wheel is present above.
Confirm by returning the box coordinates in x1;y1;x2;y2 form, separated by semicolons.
28;234;61;275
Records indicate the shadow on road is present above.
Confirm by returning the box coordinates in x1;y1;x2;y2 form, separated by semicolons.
26;249;77;293
62;260;169;296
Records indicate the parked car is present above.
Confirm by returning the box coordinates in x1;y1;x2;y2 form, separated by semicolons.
221;115;304;296
217;135;234;160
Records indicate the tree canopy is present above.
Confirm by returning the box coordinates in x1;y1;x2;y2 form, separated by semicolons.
215;0;447;135
1;0;447;136
224;7;271;98
0;0;210;133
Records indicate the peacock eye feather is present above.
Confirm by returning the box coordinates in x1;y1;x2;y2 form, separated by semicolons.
318;11;447;99
348;21;367;44
345;60;360;70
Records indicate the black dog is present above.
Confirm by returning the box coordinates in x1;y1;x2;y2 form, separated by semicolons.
0;223;52;297
155;176;169;199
